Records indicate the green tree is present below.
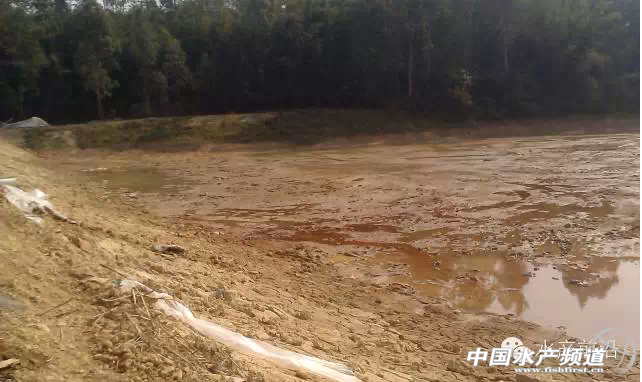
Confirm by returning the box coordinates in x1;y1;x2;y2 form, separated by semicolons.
0;3;47;119
73;0;118;120
159;28;191;114
0;0;639;122
126;8;160;116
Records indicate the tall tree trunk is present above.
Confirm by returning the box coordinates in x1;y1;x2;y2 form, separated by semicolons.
174;88;181;115
287;66;293;107
17;87;25;119
503;33;509;71
259;66;265;105
143;75;151;116
504;46;508;71
96;87;104;120
407;29;414;98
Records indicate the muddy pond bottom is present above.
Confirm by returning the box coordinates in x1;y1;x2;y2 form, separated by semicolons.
380;251;640;344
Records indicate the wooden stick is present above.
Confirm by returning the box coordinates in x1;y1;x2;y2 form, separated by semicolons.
53;308;80;319
38;298;74;317
100;295;129;302
141;294;152;320
100;263;128;278
92;306;120;326
132;289;138;306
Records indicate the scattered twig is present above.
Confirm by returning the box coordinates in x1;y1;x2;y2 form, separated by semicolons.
38;298;74;317
432;348;459;355
132;289;137;306
267;305;288;319
124;312;143;337
132;314;151;321
382;367;413;381
100;295;130;302
100;263;128;278
150;335;195;367
141;293;152;320
54;308;80;319
92;306;120;326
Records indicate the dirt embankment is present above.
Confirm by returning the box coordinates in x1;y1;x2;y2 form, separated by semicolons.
0;125;639;382
12;110;639;151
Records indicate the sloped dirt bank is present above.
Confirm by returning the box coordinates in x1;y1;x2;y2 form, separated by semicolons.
1;124;639;382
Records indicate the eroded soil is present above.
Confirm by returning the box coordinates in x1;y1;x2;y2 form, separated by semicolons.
65;131;641;341
2;126;639;382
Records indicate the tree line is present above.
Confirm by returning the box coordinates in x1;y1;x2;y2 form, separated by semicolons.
1;0;639;123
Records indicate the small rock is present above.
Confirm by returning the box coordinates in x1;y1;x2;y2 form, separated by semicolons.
446;359;473;375
160;366;175;377
388;282;416;295
215;287;227;299
516;374;542;382
295;370;312;379
259;310;280;325
152;244;185;255
0;359;20;370
253;330;271;341
0;295;25;311
441;342;462;354
280;333;304;346
68;236;91;251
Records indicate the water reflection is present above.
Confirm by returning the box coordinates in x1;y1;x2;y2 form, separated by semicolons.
389;250;640;342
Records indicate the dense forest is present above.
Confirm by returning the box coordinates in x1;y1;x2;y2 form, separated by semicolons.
0;0;639;123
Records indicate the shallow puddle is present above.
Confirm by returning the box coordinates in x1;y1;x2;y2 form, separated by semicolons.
84;167;181;193
505;201;614;225
385;250;640;343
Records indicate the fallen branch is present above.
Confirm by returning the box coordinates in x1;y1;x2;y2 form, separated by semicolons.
100;263;128;278
38;298;74;317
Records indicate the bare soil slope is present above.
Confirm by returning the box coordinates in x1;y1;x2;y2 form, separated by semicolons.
0;125;639;382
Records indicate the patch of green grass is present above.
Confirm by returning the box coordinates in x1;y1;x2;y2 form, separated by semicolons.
23;128;69;150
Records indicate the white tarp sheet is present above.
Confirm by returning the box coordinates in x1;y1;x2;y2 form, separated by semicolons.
2;182;71;224
4;117;49;129
118;280;360;382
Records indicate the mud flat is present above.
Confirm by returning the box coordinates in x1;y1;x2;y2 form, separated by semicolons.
55;128;641;341
9;123;637;382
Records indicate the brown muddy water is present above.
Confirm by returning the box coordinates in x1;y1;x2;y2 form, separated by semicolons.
62;131;640;343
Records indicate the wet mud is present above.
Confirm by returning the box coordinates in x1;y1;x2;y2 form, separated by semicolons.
53;131;640;343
